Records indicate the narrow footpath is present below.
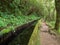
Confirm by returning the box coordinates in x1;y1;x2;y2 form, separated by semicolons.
39;22;59;45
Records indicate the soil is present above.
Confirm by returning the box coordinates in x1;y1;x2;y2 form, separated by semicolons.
40;22;60;45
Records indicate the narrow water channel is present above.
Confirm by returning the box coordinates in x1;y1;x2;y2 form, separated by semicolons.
8;25;35;45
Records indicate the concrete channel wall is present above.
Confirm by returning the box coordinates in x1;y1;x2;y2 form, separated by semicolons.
28;21;40;45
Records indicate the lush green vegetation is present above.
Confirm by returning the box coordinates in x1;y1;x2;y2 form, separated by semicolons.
0;0;56;32
0;14;40;35
0;0;40;35
0;0;60;45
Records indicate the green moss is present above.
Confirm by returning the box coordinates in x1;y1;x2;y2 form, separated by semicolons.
28;21;40;45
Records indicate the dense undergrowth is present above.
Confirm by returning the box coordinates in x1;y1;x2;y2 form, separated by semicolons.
0;13;40;35
0;0;40;35
0;0;57;39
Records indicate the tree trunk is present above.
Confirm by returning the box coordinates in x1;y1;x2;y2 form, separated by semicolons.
55;0;60;31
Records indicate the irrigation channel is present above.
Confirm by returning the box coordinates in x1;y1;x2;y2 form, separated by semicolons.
0;19;39;45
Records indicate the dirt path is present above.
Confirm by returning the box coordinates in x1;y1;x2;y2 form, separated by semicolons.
39;22;59;45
